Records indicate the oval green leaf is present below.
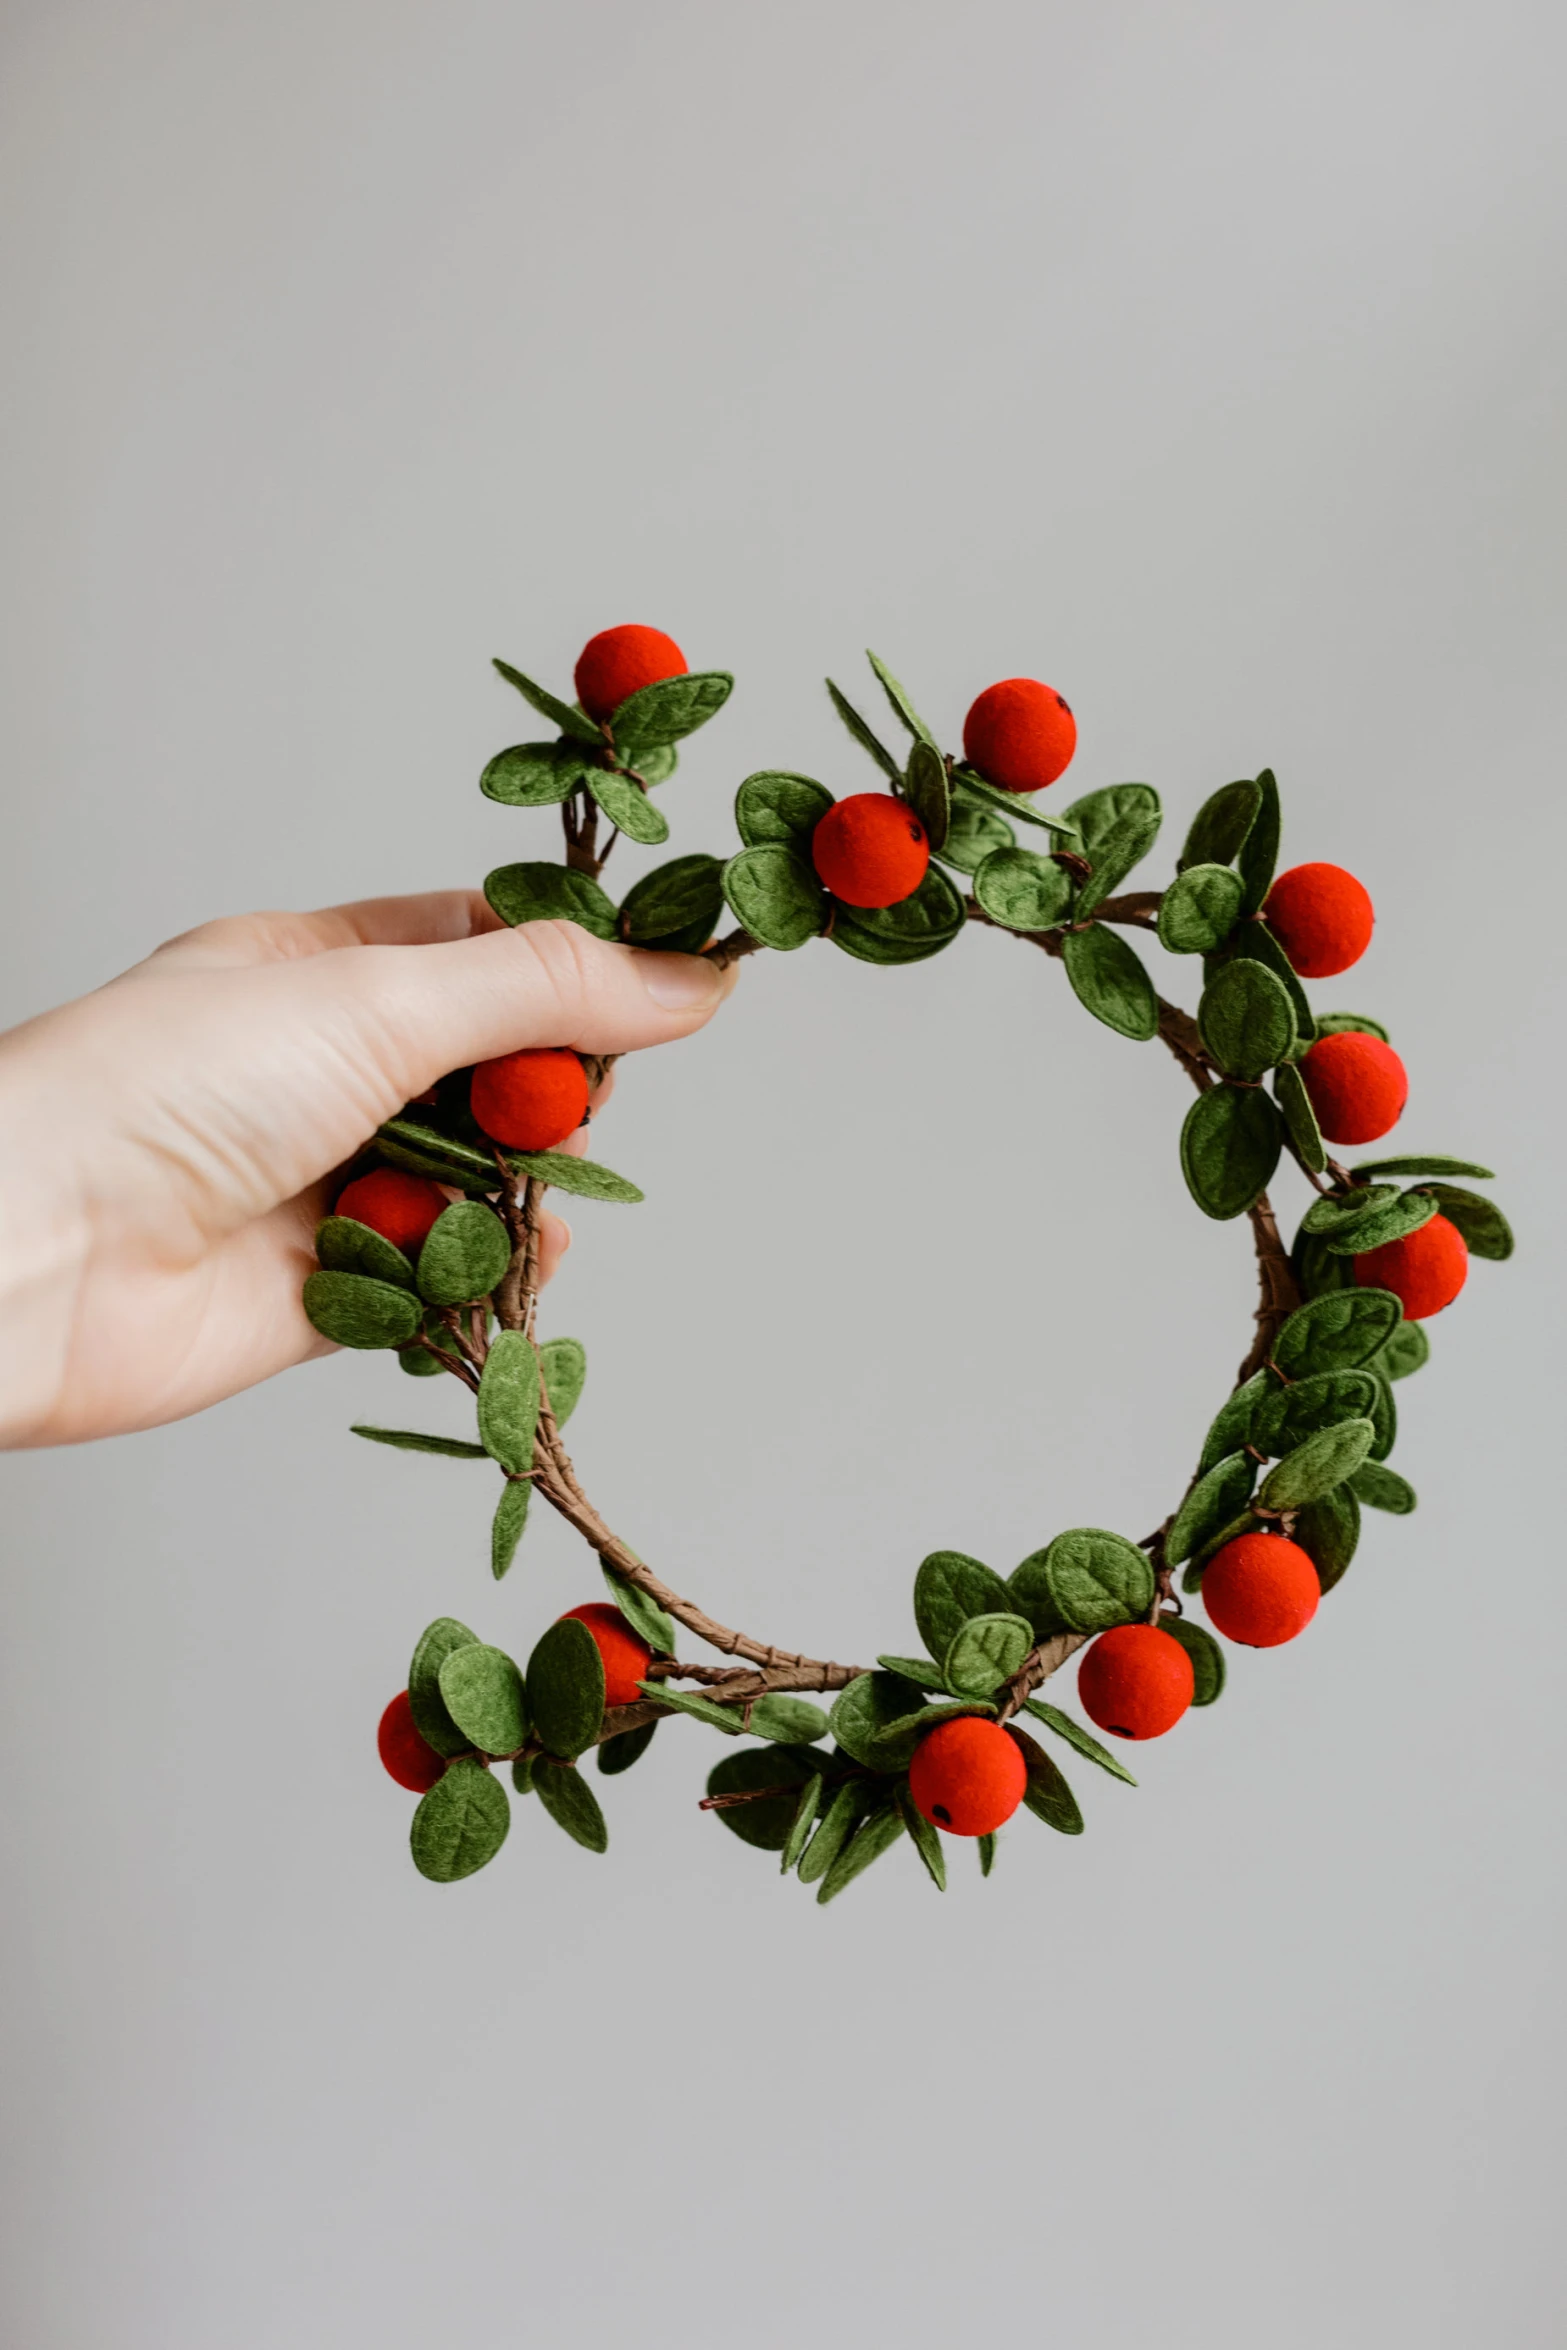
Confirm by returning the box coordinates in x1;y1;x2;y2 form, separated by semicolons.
972;845;1074;932
721;844;827;951
438;1642;529;1756
611;670;733;759
913;1552;1014;1664
1166;1450;1258;1566
1158;862;1244;954
830;864;965;964
1271;1289;1403;1378
483;861;618;939
942;1612;1034;1698
1157;1614;1226;1705
315;1215;416;1289
480;740;590;807
476;1330;539;1474
1041;1528;1155;1633
1257;1417;1375;1510
1061;923;1158;1039
533;1759;609;1851
1198;957;1296;1081
1179;1083;1282;1220
1252;1369;1380;1457
539;1335;587;1426
416;1201;512;1306
585;766;670;846
1179;777;1262;872
302;1271;422;1351
410;1757;510;1883
525;1616;606;1758
491;1479;529;1579
734;770;835;849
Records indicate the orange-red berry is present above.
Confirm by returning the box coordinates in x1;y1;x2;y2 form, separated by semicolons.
1355;1210;1467;1320
1203;1532;1320;1648
470;1047;590;1152
335;1168;447;1255
574;625;687;724
962;678;1077;794
811;792;930;908
908;1716;1027;1837
560;1602;653;1710
378;1689;447;1792
1264;863;1375;978
1298;1030;1408;1145
1077;1624;1195;1740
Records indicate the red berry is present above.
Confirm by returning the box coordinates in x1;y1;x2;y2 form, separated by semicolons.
1203;1532;1319;1648
574;625;687;724
1077;1624;1195;1740
559;1602;653;1709
378;1690;447;1792
1298;1031;1408;1145
1264;863;1375;978
961;678;1077;794
334;1169;447;1255
470;1048;590;1152
1355;1211;1467;1320
908;1716;1027;1837
811;792;930;908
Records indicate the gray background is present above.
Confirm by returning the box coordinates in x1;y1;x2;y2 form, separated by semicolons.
2;2;1564;2343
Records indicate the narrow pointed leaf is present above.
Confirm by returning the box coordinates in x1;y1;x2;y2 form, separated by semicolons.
825;679;901;779
507;1148;643;1202
951;768;1082;837
781;1773;824;1871
1274;1059;1327;1173
604;1571;675;1657
1351;1155;1495;1182
1179;777;1262;872
1022;1699;1138;1784
797;1782;863;1884
1236;767;1281;912
865;649;936;744
1008;1725;1084;1834
492;657;601;744
817;1802;906;1903
476;1331;539;1474
491;1480;529;1578
585;765;670;845
351;1425;488;1459
539;1336;587;1426
898;1793;948;1890
903;736;950;849
533;1760;609;1851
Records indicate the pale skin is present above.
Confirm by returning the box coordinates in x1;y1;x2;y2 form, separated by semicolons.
0;893;735;1449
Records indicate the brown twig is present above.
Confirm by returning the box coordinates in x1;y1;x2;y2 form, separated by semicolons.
702;927;766;969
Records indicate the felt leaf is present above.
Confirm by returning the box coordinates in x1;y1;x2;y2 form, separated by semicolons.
410;1757;510;1883
747;1694;832;1744
484;860;619;939
602;1569;675;1656
1420;1183;1515;1260
1351;1155;1496;1182
934;801;1016;874
865;648;936;744
796;1781;864;1884
415;1201;512;1307
898;1792;948;1891
492;657;602;744
598;1720;659;1776
734;771;835;849
1294;1229;1356;1300
636;741;679;786
533;1760;609;1852
585;765;670;846
1223;921;1315;1047
1301;1184;1398;1238
1372;1321;1430;1382
976;1832;996;1875
705;1743;823;1851
438;1643;529;1757
875;1654;949;1691
1165;1450;1258;1566
480;740;592;807
408;1616;481;1758
829;1669;928;1769
1061;923;1158;1040
1181;1511;1261;1593
825;679;902;779
780;1773;824;1872
539;1336;587;1426
1063;782;1162;914
903;736;950;850
830;864;966;965
1274;1059;1327;1174
1157;863;1245;954
641;1682;744;1734
1314;1011;1390;1042
1198;1373;1269;1475
972;845;1075;933
398;1344;446;1376
618;855;725;949
817;1802;906;1904
1008;1725;1084;1835
1368;1371;1397;1462
1351;1462;1417;1514
1236;766;1281;914
1157;1615;1226;1705
1021;1699;1138;1785
372;1117;499;1193
507;1149;643;1203
302;1272;422;1352
950;768;1081;837
1257;1418;1375;1510
1252;1369;1380;1457
491;1480;529;1579
1179;777;1262;872
1295;1483;1362;1593
1006;1549;1069;1640
1179;1084;1283;1220
610;670;733;759
350;1425;488;1459
476;1332;539;1474
1198;957;1296;1081
315;1216;416;1289
721;844;827;951
1272;1289;1403;1378
526;1617;606;1758
941;1613;1033;1699
1325;1189;1438;1256
511;1755;535;1793
913;1552;1015;1664
1041;1528;1155;1632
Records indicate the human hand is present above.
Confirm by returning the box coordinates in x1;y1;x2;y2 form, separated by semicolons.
0;893;734;1447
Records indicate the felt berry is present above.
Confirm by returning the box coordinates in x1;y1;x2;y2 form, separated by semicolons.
1264;863;1375;978
559;1602;653;1710
470;1047;590;1152
335;1169;447;1255
1077;1623;1195;1740
574;625;687;724
1297;1031;1408;1145
907;1715;1028;1837
1355;1211;1468;1320
378;1690;447;1792
810;792;930;909
1203;1532;1319;1648
962;677;1077;794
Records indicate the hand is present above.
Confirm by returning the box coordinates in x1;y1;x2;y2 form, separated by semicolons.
0;893;734;1448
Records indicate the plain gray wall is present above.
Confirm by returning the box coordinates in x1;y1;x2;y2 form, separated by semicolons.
2;2;1564;2344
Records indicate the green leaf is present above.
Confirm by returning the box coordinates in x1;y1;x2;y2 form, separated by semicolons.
1063;782;1162;915
511;1755;535;1794
480;740;592;807
978;1832;997;1876
747;1694;831;1743
350;1425;489;1459
636;741;678;786
492;657;601;745
1157;863;1244;954
875;1655;949;1691
830;864;966;965
1061;923;1158;1039
641;1681;743;1734
1421;1183;1515;1260
1351;1155;1496;1182
415;1201;511;1307
913;1552;1015;1664
898;1792;948;1890
1179;777;1262;872
1326;1189;1438;1256
1198;957;1296;1081
410;1757;509;1882
507;1148;644;1203
1293;1229;1356;1300
398;1344;446;1376
734;771;834;850
1198;1373;1269;1475
1236;766;1281;913
1021;1699;1138;1785
1295;1483;1361;1592
1253;1368;1380;1456
1372;1321;1430;1381
1179;1084;1282;1220
371;1117;499;1193
1157;1615;1226;1705
721;844;827;951
484;861;619;939
1368;1370;1397;1463
585;765;670;846
972;845;1074;932
603;1570;675;1656
438;1642;528;1756
476;1331;539;1474
942;1612;1034;1698
1350;1462;1417;1514
315;1215;416;1289
1272;1289;1403;1377
539;1336;587;1426
865;649;936;744
1301;1184;1398;1238
611;670;733;759
797;1782;864;1883
1008;1549;1069;1640
825;679;901;780
1166;1451;1258;1565
817;1802;906;1903
1314;1011;1390;1042
1274;1059;1327;1174
829;1670;929;1769
598;1721;659;1776
903;737;950;850
408;1617;480;1758
302;1271;422;1351
950;768;1081;837
1223;921;1316;1047
1181;1511;1262;1593
934;800;1016;874
491;1480;529;1579
1039;1527;1156;1632
781;1773;824;1871
1257;1418;1375;1509
533;1760;609;1852
618;855;724;949
706;1743;823;1850
526;1617;605;1758
1009;1725;1084;1834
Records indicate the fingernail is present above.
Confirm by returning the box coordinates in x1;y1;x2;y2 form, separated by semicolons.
639;952;723;1010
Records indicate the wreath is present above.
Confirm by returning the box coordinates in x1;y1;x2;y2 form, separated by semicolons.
301;625;1514;1899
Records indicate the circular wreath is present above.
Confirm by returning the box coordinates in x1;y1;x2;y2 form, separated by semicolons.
305;627;1514;1897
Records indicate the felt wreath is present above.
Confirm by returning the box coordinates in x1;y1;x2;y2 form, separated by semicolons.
307;627;1514;1897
